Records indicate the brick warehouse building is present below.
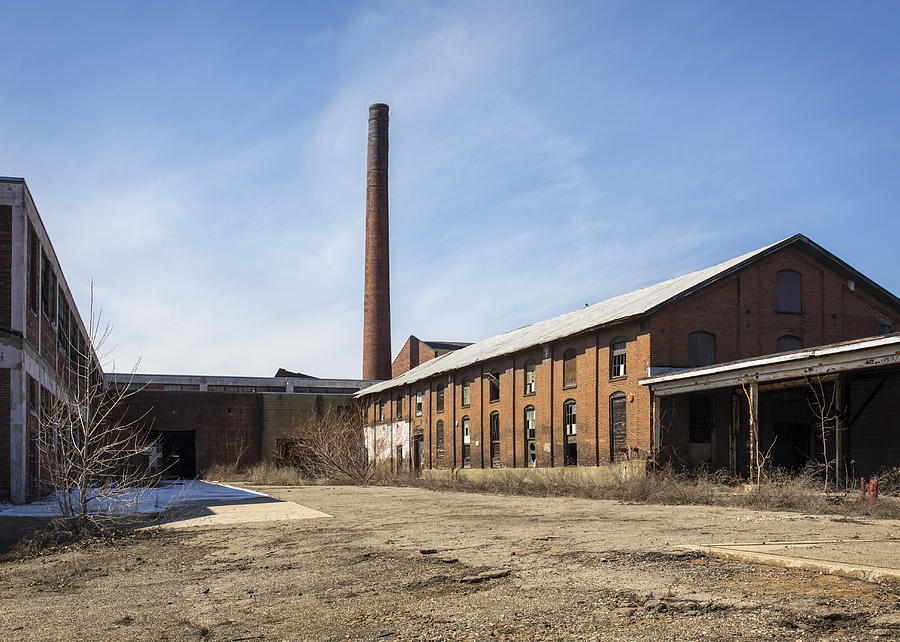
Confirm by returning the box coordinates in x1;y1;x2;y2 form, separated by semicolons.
105;373;370;478
357;234;900;475
0;178;100;503
0;177;372;502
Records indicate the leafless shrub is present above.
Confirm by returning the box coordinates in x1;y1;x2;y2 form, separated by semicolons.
280;405;375;484
208;430;251;480
35;289;159;533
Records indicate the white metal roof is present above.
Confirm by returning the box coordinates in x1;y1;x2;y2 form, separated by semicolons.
357;235;809;398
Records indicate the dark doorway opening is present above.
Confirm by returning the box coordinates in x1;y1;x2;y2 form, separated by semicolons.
413;434;424;473
151;430;196;479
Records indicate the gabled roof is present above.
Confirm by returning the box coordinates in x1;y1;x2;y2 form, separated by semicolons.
357;234;900;397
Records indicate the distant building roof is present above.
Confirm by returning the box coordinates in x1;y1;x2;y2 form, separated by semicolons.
357;234;900;397
274;368;317;379
421;340;472;352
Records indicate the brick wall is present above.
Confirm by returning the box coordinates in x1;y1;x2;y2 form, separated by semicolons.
649;248;900;368
0;205;11;329
114;391;264;474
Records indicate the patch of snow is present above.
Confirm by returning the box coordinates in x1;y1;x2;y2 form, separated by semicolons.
0;480;269;518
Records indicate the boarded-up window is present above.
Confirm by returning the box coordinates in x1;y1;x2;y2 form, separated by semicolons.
563;349;577;388
396;397;402;418
689;332;716;368
28;226;39;313
436;384;445;413
436;419;445;465
610;393;627;461
564;400;577;466
461;377;470;407
777;335;802;352
610;338;626;378
40;252;57;319
524;360;536;395
776;270;802;313
524;406;536;467
57;289;70;352
489;370;500;402
489;412;500;467
461;416;471;468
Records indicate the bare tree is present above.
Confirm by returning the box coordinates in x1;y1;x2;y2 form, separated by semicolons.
805;374;837;491
35;290;158;530
281;405;376;484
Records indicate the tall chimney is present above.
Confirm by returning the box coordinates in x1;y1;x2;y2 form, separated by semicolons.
362;103;392;380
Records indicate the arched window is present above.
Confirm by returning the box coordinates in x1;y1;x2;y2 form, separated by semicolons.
689;331;716;368
524;406;536;467
436;419;445;466
435;384;445;413
488;369;500;402
461;377;471;407
524;360;536;395
610;392;627;462
461;416;471;468
563;399;577;466
489;411;501;467
776;270;802;313
563;349;577;388
610;337;627;378
777;335;803;352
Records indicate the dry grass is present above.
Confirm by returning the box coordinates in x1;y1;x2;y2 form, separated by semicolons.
204;461;308;486
391;465;900;519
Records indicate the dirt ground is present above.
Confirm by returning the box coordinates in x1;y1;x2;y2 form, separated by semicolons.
2;485;899;640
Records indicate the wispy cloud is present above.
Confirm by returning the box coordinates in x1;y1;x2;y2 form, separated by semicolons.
2;0;898;377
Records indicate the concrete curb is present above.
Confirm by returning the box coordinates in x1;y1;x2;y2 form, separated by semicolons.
680;541;900;583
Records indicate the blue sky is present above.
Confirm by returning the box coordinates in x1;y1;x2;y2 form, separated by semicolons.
1;1;898;378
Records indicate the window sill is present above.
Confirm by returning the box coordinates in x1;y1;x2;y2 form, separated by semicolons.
775;309;805;315
562;384;577;390
489;398;500;404
523;391;535;397
609;375;627;382
461;404;470;409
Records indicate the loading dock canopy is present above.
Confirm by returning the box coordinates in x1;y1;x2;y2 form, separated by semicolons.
640;333;900;396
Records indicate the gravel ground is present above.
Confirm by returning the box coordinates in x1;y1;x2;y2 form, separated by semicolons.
1;484;899;640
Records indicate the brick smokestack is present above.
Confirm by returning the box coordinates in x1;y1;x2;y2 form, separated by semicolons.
362;103;392;380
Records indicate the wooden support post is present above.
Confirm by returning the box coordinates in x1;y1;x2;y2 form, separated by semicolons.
730;393;739;476
652;394;660;457
834;375;844;489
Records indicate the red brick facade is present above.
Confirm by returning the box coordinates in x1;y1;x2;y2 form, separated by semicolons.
112;391;264;474
363;242;900;472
